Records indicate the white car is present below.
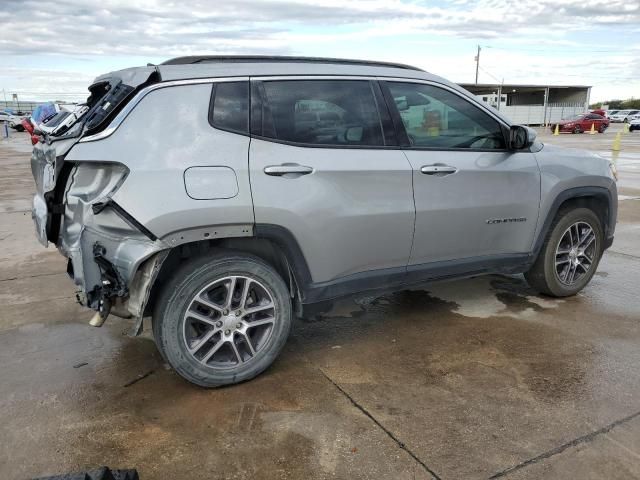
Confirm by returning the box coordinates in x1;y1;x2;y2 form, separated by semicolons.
629;114;640;132
609;109;640;122
0;111;28;130
38;105;89;136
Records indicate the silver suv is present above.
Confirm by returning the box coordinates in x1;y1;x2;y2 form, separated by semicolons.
30;56;618;387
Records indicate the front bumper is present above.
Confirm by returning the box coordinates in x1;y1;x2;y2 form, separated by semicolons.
550;124;577;132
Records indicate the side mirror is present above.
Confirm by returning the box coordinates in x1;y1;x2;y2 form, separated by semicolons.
509;125;536;150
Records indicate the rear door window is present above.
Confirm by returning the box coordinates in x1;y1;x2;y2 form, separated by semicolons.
210;81;249;134
253;80;385;147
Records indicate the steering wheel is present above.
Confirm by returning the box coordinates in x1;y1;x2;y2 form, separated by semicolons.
461;134;499;149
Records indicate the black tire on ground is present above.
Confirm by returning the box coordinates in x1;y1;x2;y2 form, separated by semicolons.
598;124;606;133
525;207;604;297
573;126;581;134
152;252;292;387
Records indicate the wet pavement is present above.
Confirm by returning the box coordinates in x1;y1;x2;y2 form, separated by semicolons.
1;125;639;479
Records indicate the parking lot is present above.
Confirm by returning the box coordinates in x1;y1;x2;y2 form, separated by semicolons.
1;124;639;479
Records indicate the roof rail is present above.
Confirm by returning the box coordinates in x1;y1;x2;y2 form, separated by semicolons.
161;55;423;72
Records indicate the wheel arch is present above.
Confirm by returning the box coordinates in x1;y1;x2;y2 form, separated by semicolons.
532;186;614;260
138;226;313;331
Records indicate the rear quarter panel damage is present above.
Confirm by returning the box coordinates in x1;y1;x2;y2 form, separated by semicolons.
65;83;255;238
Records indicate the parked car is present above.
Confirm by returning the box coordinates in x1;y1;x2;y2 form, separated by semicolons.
629;115;640;132
605;110;619;118
0;110;29;131
550;113;609;134
609;110;640;122
10;114;30;131
29;56;618;387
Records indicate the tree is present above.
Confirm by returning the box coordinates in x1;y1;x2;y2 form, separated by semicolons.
588;98;640;110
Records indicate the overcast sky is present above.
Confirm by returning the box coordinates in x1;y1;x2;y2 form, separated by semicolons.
1;0;638;103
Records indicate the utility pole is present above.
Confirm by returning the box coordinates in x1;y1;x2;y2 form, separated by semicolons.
474;45;481;84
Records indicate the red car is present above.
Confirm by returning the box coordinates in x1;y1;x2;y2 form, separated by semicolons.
551;113;609;134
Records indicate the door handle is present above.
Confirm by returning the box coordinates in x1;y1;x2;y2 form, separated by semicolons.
420;165;457;175
264;164;314;176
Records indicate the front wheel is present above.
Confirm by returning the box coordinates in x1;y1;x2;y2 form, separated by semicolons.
573;126;582;134
525;208;603;297
153;253;292;387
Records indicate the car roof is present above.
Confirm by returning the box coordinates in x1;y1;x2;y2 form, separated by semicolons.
162;55;423;71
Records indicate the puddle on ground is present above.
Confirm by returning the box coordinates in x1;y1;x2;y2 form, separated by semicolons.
314;275;565;324
305;274;589;405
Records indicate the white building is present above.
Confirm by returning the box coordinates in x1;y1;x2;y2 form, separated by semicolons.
459;83;591;126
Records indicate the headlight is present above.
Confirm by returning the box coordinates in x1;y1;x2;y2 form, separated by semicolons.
609;162;618;181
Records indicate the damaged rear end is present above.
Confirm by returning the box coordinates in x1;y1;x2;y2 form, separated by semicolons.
30;66;166;331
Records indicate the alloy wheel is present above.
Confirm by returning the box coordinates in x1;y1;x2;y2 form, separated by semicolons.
554;221;597;286
182;275;276;369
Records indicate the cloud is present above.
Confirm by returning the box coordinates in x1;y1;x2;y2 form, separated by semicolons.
1;0;638;57
0;0;638;101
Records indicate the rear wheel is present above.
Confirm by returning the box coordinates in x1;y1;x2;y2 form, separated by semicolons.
525;208;603;297
153;253;292;387
598;124;606;133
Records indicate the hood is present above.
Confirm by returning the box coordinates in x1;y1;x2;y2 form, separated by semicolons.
540;142;608;163
557;118;581;125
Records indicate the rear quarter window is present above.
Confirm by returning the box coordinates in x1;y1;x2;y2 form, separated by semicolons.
209;81;249;134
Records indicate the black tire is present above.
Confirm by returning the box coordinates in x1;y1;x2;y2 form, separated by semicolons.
152;252;292;387
573;126;581;134
598;124;606;133
525;207;603;297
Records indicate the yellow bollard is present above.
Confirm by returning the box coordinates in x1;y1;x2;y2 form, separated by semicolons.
589;123;596;135
612;132;621;151
553;124;559;136
623;122;630;133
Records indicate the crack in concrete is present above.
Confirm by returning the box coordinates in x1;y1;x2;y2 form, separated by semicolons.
0;271;64;282
607;250;640;261
488;409;640;478
122;370;154;388
320;369;442;480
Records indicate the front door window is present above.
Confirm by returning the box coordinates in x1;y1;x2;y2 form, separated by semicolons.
386;82;506;150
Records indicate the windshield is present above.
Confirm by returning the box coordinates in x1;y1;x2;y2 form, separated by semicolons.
564;115;583;121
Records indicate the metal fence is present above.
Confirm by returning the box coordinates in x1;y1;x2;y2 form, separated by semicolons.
499;102;586;126
0;100;44;114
